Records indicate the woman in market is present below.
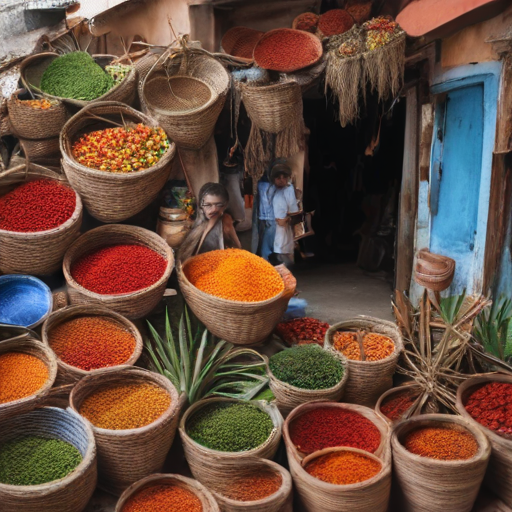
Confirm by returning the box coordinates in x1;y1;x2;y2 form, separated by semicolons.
179;182;241;261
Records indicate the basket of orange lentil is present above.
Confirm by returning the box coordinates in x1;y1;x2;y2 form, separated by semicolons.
324;316;403;406
178;248;296;345
69;366;182;496
60;101;176;223
391;413;491;512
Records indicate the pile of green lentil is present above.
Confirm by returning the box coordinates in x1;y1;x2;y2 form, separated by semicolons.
0;436;82;485
40;52;114;101
186;402;274;452
269;344;344;390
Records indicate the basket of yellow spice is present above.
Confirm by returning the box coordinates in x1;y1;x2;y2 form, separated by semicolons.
324;316;403;406
69;366;182;496
178;248;296;346
391;414;491;512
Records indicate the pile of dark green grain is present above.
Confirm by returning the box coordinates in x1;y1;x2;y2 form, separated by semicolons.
269;344;344;390
186;402;274;452
0;436;82;486
40;52;114;101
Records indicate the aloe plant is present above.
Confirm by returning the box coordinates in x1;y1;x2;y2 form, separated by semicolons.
145;308;269;404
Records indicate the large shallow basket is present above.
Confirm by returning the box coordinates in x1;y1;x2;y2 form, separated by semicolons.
178;260;295;345
62;224;175;319
60;101;176;223
0;406;97;512
221;26;264;62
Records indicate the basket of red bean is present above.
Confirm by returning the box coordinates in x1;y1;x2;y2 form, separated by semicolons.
62;224;174;319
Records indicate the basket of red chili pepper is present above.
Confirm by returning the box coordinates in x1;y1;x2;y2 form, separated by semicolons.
60;101;175;223
275;317;330;346
456;374;512;508
375;383;422;424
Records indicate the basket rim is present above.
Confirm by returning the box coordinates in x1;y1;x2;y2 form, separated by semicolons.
375;382;422;423
62;224;174;300
8;88;64;110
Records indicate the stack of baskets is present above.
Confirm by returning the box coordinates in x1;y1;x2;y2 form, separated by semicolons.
414;248;456;292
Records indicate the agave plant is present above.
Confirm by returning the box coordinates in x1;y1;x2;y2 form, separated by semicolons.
145;308;269;404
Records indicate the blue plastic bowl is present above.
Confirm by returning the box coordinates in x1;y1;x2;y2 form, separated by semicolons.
0;275;53;329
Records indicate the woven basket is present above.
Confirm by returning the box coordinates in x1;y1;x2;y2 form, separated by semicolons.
60;101;176;223
19;136;61;162
0;98;10;137
70;366;182;496
156;217;192;249
267;347;349;417
292;13;320;33
0;406;97;512
178;260;295;345
375;383;422;425
0;170;83;276
62;224;175;320
179;397;283;483
324;316;403;406
392;414;490;512
221;27;264;62
115;473;220;512
0;337;57;420
20;52;137;109
41;304;143;384
456;374;512;507
414;248;456;292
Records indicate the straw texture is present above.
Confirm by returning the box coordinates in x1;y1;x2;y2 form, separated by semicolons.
414;248;456;292
178;261;295;345
0;406;97;512
0;98;10;137
456;374;512;507
60;101;176;223
70;366;182;496
19;136;61;162
392;414;490;512
179;397;283;483
41;304;143;383
324;316;403;406
221;27;264;62
115;473;220;512
62;224;175;320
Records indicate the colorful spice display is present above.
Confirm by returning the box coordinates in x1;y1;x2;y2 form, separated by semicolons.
380;389;418;421
48;316;136;371
338;39;361;57
404;426;479;461
71;244;167;295
275;317;329;346
289;407;381;454
0;436;82;485
294;12;319;33
364;16;400;50
105;63;132;85
122;483;203;512
0;352;49;404
185;249;284;302
253;30;321;72
318;9;354;37
332;331;395;361
79;382;171;430
187;402;274;452
0;179;76;233
72;124;169;173
16;97;57;110
305;450;381;485
269;345;344;390
40;52;114;101
465;382;512;437
221;471;282;501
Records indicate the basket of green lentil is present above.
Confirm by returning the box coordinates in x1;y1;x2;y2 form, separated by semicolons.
0;406;97;512
62;224;175;319
115;473;220;512
69;366;182;496
60;101;176;223
324;316;403;406
179;397;283;483
267;344;348;417
391;413;490;512
41;304;143;384
0;166;83;276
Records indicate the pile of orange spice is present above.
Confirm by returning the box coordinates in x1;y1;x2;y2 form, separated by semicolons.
0;353;49;404
79;382;171;430
185;249;284;302
17;98;56;110
404;426;478;461
305;450;381;485
121;483;203;512
333;331;394;361
221;471;282;501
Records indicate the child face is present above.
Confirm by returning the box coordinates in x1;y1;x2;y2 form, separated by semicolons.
273;173;289;189
201;194;226;220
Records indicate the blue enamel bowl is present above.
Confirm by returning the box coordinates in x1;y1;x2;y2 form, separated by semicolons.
0;275;53;329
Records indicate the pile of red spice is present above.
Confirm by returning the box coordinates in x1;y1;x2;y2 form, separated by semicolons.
318;9;354;37
121;483;202;512
380;389;418;421
294;12;319;33
221;471;281;501
465;381;512;437
289;407;381;454
71;244;167;295
0;180;76;233
346;2;372;24
275;317;329;346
